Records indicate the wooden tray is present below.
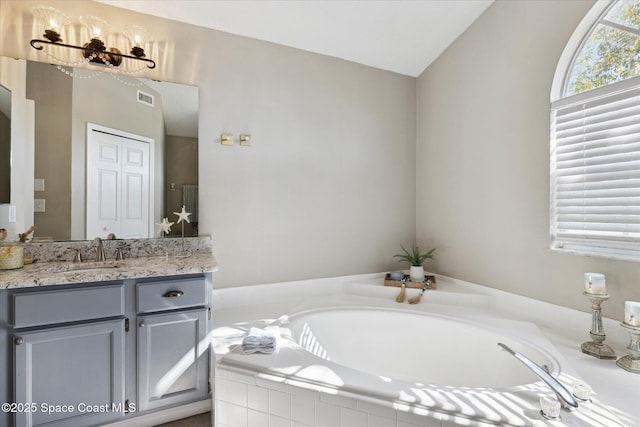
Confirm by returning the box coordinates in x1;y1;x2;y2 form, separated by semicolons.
384;273;436;289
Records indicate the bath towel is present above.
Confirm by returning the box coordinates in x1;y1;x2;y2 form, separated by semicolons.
242;327;277;354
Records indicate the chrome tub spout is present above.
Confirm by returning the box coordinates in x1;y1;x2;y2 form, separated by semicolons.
497;342;578;410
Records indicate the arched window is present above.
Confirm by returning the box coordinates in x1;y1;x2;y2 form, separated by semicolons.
550;0;640;260
566;0;640;96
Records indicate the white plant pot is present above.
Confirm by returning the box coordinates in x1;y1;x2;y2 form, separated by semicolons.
410;265;424;282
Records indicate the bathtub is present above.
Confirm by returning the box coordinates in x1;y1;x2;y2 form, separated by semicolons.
216;303;624;427
287;307;556;389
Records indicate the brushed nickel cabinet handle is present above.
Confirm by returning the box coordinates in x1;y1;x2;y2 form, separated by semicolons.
163;290;184;298
138;320;145;328
15;337;24;345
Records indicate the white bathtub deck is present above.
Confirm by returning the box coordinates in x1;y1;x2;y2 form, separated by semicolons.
212;273;639;427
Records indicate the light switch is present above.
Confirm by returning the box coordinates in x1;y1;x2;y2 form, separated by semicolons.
240;134;251;146
221;133;233;146
8;205;16;222
34;178;45;192
34;199;45;213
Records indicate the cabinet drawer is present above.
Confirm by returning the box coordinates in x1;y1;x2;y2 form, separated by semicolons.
12;283;125;328
136;276;206;313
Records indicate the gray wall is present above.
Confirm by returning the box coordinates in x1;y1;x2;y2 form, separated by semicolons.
165;134;198;237
416;0;640;320
0;110;9;203
27;61;72;240
0;0;417;287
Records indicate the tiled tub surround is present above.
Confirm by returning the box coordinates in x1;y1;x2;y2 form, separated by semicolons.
0;236;217;289
212;274;639;427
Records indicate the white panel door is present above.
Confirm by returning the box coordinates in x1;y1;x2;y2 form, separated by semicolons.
86;126;151;239
121;140;150;238
86;131;121;239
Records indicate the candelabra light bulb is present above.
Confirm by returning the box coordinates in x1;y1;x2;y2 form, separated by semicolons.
33;6;69;42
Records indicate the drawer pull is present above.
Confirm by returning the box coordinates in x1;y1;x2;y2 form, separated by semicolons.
163;290;184;298
15;337;24;345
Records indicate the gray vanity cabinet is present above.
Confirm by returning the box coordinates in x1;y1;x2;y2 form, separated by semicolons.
136;276;210;412
11;282;127;427
0;273;212;427
14;320;126;427
137;309;209;411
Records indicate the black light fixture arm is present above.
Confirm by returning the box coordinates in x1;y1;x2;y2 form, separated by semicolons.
30;38;156;69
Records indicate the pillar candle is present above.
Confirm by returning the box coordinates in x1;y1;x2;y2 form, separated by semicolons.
584;273;606;295
624;301;640;327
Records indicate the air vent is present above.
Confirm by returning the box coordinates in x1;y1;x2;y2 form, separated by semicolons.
137;90;154;107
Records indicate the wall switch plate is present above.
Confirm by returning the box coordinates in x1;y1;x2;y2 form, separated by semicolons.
8;205;16;222
239;134;251;146
34;199;45;213
221;134;233;146
34;178;45;192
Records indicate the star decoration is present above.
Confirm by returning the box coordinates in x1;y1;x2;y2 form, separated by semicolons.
173;205;192;224
156;217;174;235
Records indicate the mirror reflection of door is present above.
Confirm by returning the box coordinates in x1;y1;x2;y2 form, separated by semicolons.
86;124;153;239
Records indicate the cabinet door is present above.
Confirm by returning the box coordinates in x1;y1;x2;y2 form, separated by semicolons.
14;319;126;427
137;308;209;412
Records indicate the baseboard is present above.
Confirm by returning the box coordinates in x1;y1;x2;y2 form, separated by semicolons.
104;400;211;427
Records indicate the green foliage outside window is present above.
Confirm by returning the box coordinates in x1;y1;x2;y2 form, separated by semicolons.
566;0;640;96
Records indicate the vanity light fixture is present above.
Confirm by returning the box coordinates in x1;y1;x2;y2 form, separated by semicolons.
30;6;156;71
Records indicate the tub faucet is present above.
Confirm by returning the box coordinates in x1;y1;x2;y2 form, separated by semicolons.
497;343;578;411
92;237;106;262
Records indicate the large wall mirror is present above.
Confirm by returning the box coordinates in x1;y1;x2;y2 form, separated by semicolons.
1;56;199;242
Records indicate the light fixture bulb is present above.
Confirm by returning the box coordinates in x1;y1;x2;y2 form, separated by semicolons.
124;24;149;57
33;6;69;42
124;24;149;47
79;15;110;41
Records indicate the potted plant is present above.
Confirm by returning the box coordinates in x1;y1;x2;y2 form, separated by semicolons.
393;244;436;282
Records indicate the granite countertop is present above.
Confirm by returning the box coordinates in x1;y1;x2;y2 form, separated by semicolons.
0;253;218;289
0;236;218;289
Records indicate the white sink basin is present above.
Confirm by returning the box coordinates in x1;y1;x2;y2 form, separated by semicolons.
54;262;121;273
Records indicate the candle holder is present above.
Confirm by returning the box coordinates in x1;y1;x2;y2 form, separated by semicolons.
616;322;640;374
581;292;616;359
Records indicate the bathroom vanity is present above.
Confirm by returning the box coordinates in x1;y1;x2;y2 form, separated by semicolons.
0;237;217;427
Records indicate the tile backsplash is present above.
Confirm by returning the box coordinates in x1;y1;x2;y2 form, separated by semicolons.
24;236;212;263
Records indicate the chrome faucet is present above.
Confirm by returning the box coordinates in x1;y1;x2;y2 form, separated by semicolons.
497;343;578;410
92;237;106;262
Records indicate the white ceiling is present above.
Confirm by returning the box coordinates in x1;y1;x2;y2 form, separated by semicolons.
96;0;494;77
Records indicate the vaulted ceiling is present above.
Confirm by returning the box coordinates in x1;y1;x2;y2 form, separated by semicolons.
96;0;494;77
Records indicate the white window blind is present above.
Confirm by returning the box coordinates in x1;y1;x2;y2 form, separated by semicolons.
551;77;640;260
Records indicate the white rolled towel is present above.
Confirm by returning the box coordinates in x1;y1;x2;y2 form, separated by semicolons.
242;327;277;354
